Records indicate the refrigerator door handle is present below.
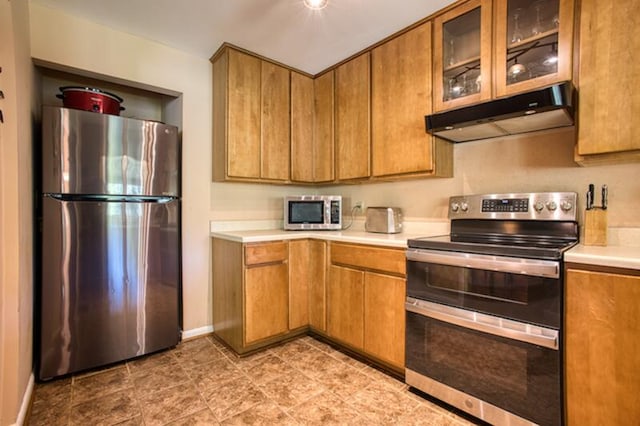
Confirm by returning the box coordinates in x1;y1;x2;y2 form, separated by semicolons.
44;194;177;203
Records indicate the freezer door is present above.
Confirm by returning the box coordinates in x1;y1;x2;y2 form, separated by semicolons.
42;106;180;197
39;197;181;380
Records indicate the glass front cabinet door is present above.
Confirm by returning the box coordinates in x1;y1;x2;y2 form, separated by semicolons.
433;0;492;112
494;0;574;97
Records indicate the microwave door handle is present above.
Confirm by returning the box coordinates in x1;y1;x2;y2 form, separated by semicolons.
406;249;559;279
405;297;559;350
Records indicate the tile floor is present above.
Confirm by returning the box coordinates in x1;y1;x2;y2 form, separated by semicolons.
28;335;479;425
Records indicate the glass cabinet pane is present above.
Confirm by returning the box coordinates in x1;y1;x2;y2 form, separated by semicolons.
505;0;560;85
442;8;482;102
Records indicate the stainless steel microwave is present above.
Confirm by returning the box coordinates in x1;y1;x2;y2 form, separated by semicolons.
284;195;342;230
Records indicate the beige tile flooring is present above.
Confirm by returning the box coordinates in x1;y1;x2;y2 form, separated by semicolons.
28;335;479;425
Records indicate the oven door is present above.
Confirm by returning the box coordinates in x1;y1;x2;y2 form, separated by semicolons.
405;299;561;426
406;248;562;328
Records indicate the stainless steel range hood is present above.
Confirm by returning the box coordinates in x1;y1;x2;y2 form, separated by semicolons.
426;82;574;143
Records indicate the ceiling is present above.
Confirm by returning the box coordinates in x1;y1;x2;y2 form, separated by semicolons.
31;0;455;74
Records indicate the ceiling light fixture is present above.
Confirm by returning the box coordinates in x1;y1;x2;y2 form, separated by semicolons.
304;0;328;10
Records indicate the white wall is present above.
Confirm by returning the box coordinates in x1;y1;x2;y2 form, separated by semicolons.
328;128;640;229
0;1;34;424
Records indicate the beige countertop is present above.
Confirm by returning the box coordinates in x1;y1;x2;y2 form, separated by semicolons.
209;219;449;249
211;221;640;270
564;244;640;271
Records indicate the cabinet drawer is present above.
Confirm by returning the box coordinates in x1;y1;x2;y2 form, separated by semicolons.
330;243;405;276
245;241;288;265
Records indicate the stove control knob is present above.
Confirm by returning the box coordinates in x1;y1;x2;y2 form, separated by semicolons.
560;200;573;211
534;201;545;212
451;202;460;213
460;202;469;212
547;201;558;211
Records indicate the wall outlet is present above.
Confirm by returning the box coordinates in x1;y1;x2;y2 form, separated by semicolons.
354;201;364;211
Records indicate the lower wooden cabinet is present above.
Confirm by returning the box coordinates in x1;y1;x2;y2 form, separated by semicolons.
327;242;406;370
327;265;365;349
212;237;405;370
308;240;328;332
565;267;640;425
212;238;294;353
364;272;405;368
245;262;288;344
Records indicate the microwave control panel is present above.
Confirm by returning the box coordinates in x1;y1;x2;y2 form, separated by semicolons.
330;200;341;224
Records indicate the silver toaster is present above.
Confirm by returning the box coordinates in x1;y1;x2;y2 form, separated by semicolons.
365;207;403;234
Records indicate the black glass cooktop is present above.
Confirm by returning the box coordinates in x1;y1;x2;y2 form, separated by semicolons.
408;220;579;260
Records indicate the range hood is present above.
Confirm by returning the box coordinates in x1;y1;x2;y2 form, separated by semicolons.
426;82;575;143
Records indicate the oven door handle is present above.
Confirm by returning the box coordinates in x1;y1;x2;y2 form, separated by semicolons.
406;297;559;350
406;248;560;279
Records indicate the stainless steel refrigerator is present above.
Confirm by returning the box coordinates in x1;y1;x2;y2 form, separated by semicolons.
38;106;181;380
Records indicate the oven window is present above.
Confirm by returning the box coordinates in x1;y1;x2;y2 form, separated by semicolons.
289;201;323;224
406;260;561;328
429;320;528;397
406;312;561;425
427;264;531;304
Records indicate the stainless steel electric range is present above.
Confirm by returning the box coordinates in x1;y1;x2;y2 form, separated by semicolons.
405;192;578;426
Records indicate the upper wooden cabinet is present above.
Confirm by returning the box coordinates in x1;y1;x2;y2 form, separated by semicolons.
372;21;452;179
494;0;574;97
212;46;290;183
313;72;336;183
336;53;371;181
433;0;574;106
574;0;640;164
290;71;335;183
290;72;314;183
433;0;492;111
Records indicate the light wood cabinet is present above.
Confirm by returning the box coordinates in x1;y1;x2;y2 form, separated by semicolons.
308;239;328;331
261;61;290;181
336;53;371;181
328;242;406;370
364;272;406;368
494;0;574;97
433;0;492;112
211;45;290;183
371;21;452;179
327;265;365;349
432;0;573;106
288;239;310;329
213;237;405;370
565;267;640;425
313;72;335;183
574;0;640;164
290;71;335;183
245;262;288;344
212;238;292;353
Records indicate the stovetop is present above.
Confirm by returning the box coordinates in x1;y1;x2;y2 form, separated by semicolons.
408;192;580;261
407;234;578;260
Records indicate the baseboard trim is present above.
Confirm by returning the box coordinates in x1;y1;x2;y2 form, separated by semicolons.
13;372;34;426
181;325;214;340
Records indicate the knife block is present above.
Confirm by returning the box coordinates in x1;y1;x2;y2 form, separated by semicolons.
584;208;608;246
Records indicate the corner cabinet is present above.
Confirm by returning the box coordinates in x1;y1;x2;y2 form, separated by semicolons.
290;71;335;183
211;46;290;183
574;0;640;165
494;0;574;97
565;267;640;425
372;21;453;179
